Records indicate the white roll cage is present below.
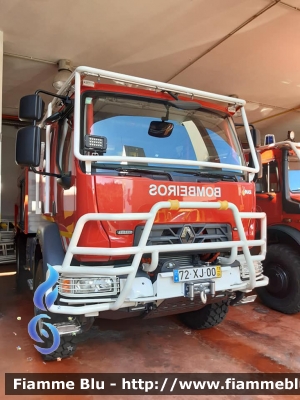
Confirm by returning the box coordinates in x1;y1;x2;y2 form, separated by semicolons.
39;67;259;213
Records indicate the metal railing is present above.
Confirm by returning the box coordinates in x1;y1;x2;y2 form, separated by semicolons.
0;220;16;264
40;66;260;175
46;200;267;315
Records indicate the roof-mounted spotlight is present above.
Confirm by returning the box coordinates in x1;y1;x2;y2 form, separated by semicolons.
286;130;295;142
53;59;73;91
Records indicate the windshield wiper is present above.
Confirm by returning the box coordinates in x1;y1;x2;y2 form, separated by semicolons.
117;167;173;181
171;170;239;182
91;164;173;180
91;164;242;182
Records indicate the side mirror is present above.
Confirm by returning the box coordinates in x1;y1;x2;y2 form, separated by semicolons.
148;121;174;138
19;94;45;122
16;126;41;167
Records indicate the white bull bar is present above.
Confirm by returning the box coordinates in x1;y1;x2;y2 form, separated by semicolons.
47;200;267;315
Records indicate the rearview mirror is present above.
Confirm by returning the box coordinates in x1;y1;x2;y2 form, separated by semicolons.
19;94;45;122
16;126;41;167
148;121;174;138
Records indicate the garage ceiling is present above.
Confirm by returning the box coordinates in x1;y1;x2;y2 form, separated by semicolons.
1;0;300;142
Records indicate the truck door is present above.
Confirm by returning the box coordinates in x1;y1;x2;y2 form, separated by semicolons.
256;160;281;225
55;115;76;247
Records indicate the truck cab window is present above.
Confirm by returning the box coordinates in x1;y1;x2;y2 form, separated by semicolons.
288;155;300;192
84;94;245;176
256;160;279;193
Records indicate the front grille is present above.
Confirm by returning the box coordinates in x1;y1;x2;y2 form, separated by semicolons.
134;223;232;247
159;254;193;267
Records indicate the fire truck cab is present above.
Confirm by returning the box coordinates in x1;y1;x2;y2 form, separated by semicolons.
15;67;268;360
254;134;300;314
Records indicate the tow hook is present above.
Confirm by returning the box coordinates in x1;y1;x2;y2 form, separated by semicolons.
200;290;207;304
184;281;215;303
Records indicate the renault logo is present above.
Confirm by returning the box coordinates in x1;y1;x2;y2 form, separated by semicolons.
180;226;195;243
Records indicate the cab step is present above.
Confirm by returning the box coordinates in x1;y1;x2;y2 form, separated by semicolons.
232;294;257;306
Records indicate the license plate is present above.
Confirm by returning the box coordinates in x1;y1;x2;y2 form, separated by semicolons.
173;265;222;282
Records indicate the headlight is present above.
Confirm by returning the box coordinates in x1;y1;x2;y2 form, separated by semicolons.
74;278;114;293
59;276;120;297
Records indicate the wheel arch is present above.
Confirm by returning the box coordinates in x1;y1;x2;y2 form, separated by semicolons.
267;224;300;252
36;222;65;277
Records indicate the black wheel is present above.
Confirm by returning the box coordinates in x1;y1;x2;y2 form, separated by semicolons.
40;335;78;361
33;260;77;361
256;244;300;314
179;300;229;330
15;233;27;291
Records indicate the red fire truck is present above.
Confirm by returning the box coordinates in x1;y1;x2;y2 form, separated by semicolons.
253;133;300;314
15;67;268;360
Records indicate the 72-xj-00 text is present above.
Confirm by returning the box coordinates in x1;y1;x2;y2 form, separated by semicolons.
173;265;222;282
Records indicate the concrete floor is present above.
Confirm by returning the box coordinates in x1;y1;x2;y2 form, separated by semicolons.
1;262;300;400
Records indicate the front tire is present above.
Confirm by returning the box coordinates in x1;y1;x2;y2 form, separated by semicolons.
179;300;229;330
40;335;78;361
256;244;300;314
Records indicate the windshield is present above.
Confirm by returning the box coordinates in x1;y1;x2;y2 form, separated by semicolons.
289;155;300;192
82;93;245;175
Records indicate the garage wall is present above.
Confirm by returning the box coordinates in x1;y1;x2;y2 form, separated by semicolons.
1;125;21;220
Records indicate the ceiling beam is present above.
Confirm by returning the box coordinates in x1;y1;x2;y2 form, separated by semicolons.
279;1;300;12
3;51;57;65
166;0;281;83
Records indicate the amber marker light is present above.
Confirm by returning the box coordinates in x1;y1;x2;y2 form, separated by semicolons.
61;278;71;293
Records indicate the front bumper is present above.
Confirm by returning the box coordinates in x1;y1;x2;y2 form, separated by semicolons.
44;200;268;316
